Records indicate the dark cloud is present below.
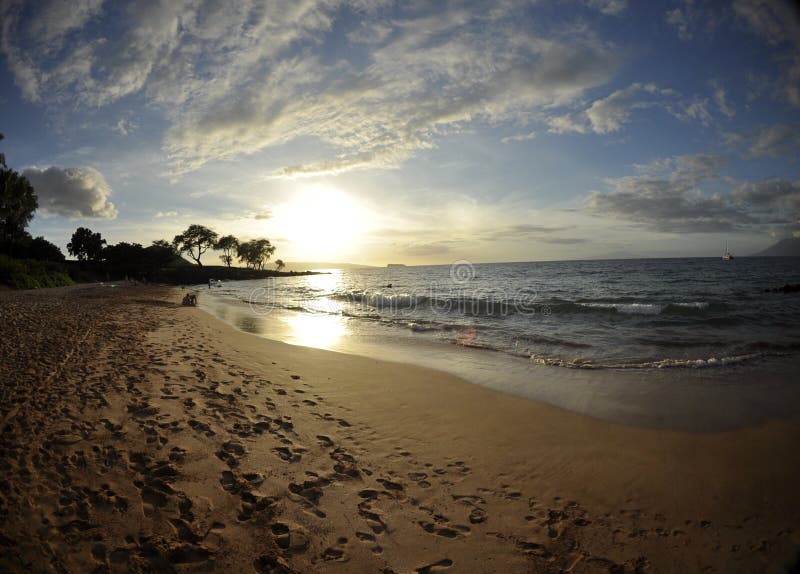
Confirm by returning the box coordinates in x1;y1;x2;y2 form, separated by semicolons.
734;0;800;107
482;224;569;240
538;237;590;244
745;124;800;158
23;166;117;219
586;154;800;233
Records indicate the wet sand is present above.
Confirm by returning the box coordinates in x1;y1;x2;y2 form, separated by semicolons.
1;284;798;573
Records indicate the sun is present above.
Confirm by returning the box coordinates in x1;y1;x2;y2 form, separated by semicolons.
273;185;370;261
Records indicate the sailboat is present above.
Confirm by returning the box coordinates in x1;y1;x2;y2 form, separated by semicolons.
722;241;734;261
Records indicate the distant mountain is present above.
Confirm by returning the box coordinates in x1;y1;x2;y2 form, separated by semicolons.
752;237;800;257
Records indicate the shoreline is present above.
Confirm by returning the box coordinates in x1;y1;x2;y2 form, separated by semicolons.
198;287;800;433
1;284;799;572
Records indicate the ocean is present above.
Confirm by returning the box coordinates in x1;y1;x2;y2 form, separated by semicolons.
197;257;800;430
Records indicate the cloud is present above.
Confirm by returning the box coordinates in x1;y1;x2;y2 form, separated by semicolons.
584;0;627;15
501;131;537;143
550;81;728;136
23;166;117;219
538;237;589;244
586;154;800;232
154;211;178;218
549;83;674;134
671;96;714;127
731;178;800;214
745;124;800;157
397;240;457;257
253;210;273;220
481;224;569;240
733;0;800;46
1;1;622;177
710;80;735;117
0;0;105;101
113;118;138;136
665;0;721;41
547;114;589;134
665;4;693;40
734;0;800;107
586;83;672;133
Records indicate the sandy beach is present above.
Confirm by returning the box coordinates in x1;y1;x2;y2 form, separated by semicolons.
1;284;798;573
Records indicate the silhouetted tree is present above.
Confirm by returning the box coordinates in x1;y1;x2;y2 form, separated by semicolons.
1;135;38;251
237;239;275;270
274;259;285;272
151;239;173;250
173;224;218;267
103;242;145;267
147;239;178;267
68;227;106;261
215;234;239;267
27;236;65;262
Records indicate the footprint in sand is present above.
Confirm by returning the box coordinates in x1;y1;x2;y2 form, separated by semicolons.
357;500;388;534
215;440;245;467
415;558;454;573
354;531;383;554
270;521;310;554
321;537;349;562
272;446;303;463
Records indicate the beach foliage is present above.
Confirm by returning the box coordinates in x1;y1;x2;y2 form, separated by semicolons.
68;227;106;261
25;236;65;262
0;254;73;289
215;234;239;267
173;224;219;267
237;239;275;270
275;258;285;271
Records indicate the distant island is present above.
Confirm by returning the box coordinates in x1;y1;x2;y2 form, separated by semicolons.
752;237;800;257
387;263;407;267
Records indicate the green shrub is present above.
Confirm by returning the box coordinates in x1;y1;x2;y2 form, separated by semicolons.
0;255;73;289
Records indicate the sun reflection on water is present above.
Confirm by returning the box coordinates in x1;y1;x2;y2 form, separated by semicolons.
300;269;345;314
282;313;348;350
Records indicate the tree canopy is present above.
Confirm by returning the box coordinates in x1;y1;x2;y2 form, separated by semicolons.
215;234;239;267
27;236;64;262
274;259;285;271
68;227;106;261
1;166;38;249
173;224;218;267
237;239;275;270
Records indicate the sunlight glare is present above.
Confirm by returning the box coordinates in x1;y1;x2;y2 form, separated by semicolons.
282;313;347;351
275;185;370;260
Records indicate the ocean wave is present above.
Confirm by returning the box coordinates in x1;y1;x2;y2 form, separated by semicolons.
333;291;531;316
529;352;763;370
546;300;720;316
583;302;663;315
335;291;426;310
513;333;593;349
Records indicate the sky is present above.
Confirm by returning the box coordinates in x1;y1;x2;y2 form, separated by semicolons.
1;0;799;266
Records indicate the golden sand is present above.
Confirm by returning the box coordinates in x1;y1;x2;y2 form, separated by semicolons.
0;285;798;573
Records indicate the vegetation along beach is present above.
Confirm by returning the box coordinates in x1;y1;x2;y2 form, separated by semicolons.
2;1;800;573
